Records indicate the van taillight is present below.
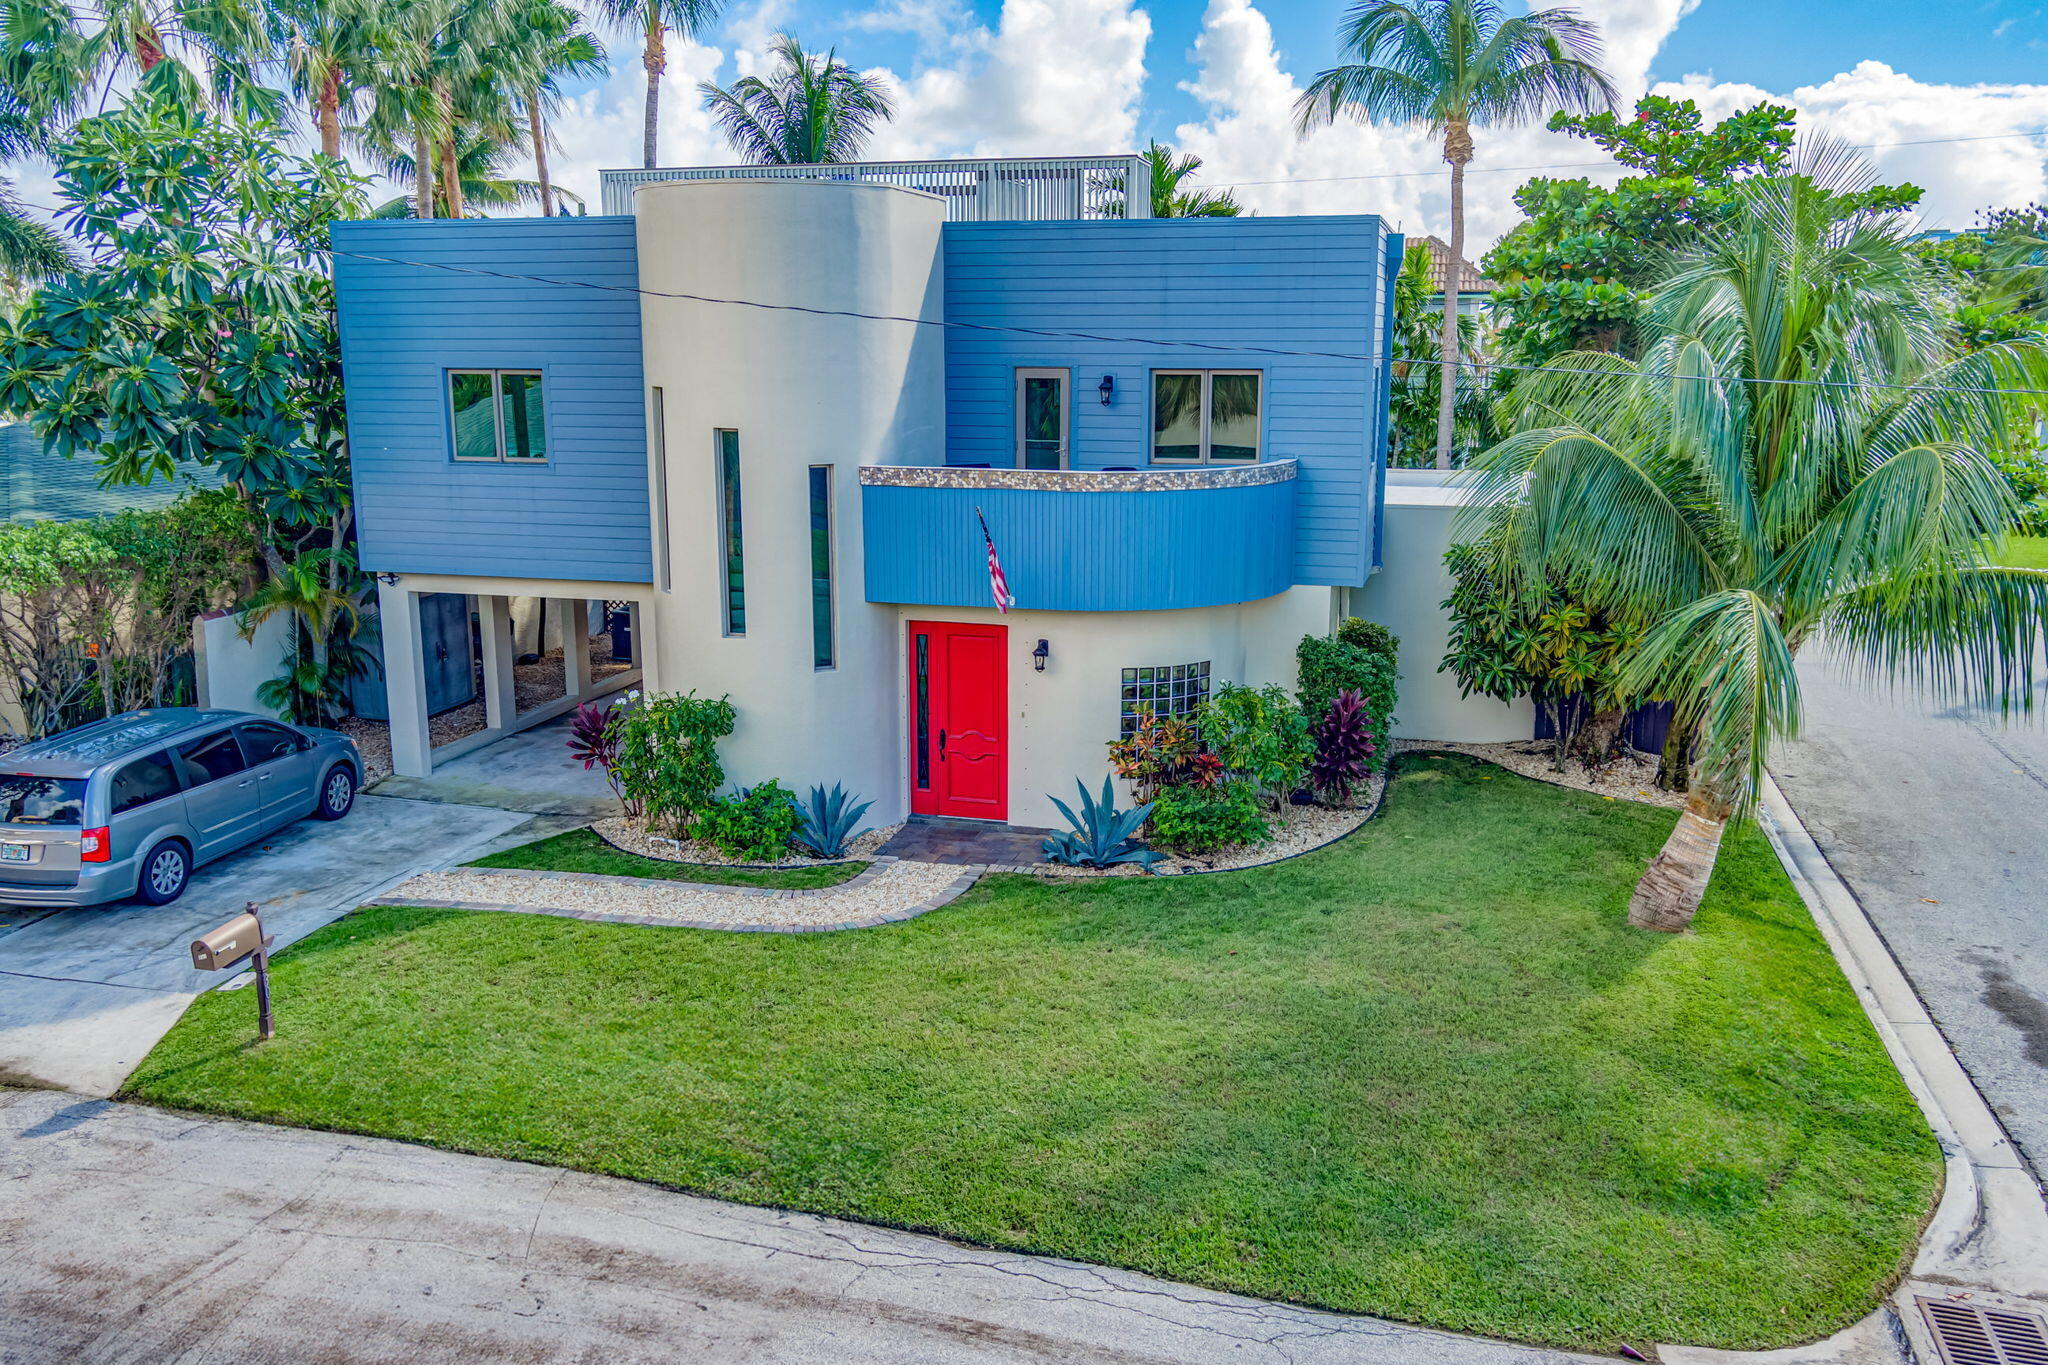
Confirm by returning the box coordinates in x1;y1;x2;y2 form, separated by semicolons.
80;827;110;862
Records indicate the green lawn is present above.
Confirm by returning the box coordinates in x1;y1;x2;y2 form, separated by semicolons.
126;754;1937;1353
1999;534;2048;571
465;826;867;890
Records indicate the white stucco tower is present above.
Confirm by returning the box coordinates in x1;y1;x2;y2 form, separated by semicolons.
635;179;947;822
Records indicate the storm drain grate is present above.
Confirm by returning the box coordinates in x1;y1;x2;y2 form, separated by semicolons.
1919;1296;2048;1365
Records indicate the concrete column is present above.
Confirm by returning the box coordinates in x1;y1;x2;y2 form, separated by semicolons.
564;597;593;700
375;580;433;777
479;594;518;730
629;599;661;694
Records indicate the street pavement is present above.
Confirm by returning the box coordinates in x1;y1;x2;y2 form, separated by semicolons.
1774;650;2048;1179
0;1087;1599;1365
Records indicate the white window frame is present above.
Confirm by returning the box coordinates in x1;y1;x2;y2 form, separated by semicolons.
448;368;548;463
1013;367;1071;470
1149;369;1262;465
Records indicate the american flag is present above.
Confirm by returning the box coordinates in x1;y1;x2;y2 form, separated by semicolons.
976;507;1014;613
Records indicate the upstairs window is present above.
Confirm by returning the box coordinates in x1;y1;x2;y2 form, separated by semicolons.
716;429;746;635
1151;370;1261;464
449;369;548;462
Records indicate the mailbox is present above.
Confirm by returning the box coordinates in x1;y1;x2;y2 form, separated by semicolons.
191;912;264;971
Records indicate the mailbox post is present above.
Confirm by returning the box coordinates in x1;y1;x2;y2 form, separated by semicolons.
190;902;275;1040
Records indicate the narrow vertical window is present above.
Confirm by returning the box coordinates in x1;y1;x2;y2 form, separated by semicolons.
809;465;835;669
1015;368;1068;469
716;430;745;635
650;388;671;592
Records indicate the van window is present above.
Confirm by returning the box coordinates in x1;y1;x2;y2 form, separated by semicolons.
176;731;247;787
0;775;86;826
236;722;302;764
109;752;182;815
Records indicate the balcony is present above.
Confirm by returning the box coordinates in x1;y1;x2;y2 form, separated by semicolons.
860;461;1297;613
600;154;1149;220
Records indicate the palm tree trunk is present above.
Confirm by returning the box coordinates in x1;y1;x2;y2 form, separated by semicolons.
1627;785;1731;931
135;27;166;73
1435;121;1472;471
437;82;464;219
317;69;342;159
642;20;666;169
414;127;434;219
530;98;554;217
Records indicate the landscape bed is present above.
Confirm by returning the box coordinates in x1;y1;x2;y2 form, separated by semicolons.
124;752;1939;1354
464;826;869;890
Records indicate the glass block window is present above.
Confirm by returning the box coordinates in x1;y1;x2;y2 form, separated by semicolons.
1120;660;1211;736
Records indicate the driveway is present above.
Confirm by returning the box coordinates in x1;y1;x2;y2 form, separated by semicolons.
0;1087;1596;1365
1773;650;2048;1178
0;794;525;1096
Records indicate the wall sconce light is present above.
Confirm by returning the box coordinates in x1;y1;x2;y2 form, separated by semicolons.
1032;638;1050;672
373;572;400;586
1098;374;1115;406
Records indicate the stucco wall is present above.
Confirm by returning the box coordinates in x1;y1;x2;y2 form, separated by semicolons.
1351;470;1534;743
636;180;948;823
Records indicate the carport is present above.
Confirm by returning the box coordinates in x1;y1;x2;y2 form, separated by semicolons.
373;574;663;778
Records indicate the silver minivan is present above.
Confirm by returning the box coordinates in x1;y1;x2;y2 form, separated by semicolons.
0;709;363;908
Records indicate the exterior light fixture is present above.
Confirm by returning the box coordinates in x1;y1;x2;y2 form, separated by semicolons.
1098;374;1115;406
374;572;400;586
1033;638;1050;672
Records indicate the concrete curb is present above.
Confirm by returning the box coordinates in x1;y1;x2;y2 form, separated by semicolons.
1663;777;2048;1363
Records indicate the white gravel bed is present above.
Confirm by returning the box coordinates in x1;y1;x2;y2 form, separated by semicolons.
389;857;971;929
1396;738;1685;809
592;816;901;868
1024;766;1390;878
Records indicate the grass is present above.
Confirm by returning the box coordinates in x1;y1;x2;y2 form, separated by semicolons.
1998;534;2048;571
465;826;867;890
125;753;1937;1353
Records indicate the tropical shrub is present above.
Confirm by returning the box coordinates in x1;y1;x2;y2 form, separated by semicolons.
1106;709;1221;801
1148;780;1268;855
567;699;637;818
1295;635;1396;770
612;692;737;838
1042;778;1162;871
1991;447;2048;535
240;546;369;725
794;782;874;859
1336;616;1400;663
1309;689;1379;805
697;780;803;862
1198;683;1315;802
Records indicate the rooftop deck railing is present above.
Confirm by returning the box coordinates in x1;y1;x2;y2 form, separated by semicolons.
599;154;1150;221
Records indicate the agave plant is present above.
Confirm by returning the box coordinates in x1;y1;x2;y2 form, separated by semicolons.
1309;688;1378;805
794;782;873;859
1042;777;1164;872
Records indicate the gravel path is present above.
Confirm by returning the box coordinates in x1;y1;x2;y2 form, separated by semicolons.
385;857;976;930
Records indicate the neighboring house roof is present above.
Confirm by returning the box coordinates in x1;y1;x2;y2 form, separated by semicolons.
0;421;218;524
1417;235;1495;295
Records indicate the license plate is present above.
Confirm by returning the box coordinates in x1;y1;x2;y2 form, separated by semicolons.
0;843;29;863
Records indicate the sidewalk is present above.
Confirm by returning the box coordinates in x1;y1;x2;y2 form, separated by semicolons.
0;1087;1597;1365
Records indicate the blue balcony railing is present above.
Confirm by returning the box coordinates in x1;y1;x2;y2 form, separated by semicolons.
860;461;1297;612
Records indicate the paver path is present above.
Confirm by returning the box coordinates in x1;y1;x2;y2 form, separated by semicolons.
0;1087;1599;1365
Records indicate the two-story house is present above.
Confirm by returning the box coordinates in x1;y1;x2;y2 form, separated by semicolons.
334;154;1461;829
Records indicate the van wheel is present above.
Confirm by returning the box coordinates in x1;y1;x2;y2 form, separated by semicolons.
316;765;355;820
137;841;189;906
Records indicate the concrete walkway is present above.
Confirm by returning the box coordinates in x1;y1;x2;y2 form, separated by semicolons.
0;1087;1596;1365
1773;650;2048;1179
0;794;525;1096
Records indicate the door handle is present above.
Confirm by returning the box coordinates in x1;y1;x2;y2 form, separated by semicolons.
939;729;947;759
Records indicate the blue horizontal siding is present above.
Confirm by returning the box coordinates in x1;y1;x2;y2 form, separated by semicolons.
333;217;651;583
941;215;1390;588
862;478;1297;612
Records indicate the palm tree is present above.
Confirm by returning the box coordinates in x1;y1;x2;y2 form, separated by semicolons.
271;0;381;159
355;0;512;220
1296;0;1614;468
1465;155;2048;932
505;0;606;217
1109;140;1243;218
371;130;571;218
0;0;274;147
595;0;725;170
238;546;364;725
698;33;894;166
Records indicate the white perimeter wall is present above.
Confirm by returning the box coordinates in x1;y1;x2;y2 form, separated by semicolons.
1352;470;1534;743
637;180;948;825
193;608;292;717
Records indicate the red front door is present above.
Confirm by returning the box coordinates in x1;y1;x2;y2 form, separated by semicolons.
909;621;1008;821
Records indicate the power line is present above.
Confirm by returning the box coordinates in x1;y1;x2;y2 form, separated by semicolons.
321;244;2048;399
